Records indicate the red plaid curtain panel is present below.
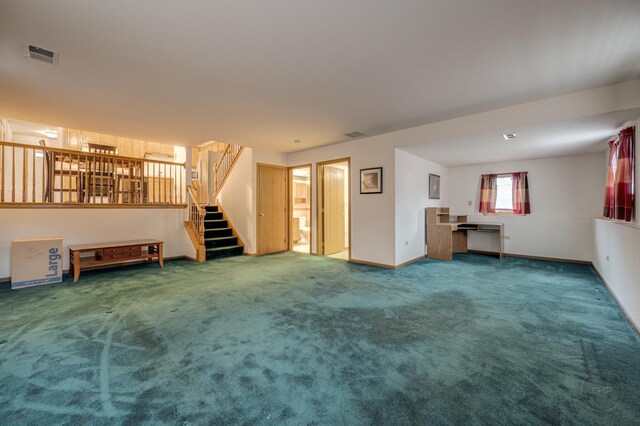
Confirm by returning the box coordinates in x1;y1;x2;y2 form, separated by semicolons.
603;126;635;222
603;139;617;218
512;172;531;214
615;127;635;221
478;174;497;214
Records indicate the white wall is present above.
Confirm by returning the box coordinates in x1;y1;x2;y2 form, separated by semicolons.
0;208;195;279
218;148;256;253
395;149;448;265
218;147;288;255
211;81;640;266
287;136;396;266
1;118;13;141
448;153;605;262
593;219;640;331
592;119;640;331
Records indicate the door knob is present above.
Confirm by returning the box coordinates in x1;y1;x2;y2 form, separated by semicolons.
259;213;265;216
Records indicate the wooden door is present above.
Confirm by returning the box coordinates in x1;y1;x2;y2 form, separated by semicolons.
322;165;345;255
258;164;288;254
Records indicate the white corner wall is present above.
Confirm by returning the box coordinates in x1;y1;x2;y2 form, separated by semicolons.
218;147;287;255
0;208;195;279
593;219;640;331
394;149;448;265
218;148;256;253
200;82;640;268
448;153;605;262
592;118;640;331
287;135;396;266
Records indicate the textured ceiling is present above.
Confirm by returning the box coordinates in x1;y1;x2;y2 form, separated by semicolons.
1;0;639;152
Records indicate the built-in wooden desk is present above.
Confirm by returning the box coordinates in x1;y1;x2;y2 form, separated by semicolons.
69;239;163;282
426;208;503;261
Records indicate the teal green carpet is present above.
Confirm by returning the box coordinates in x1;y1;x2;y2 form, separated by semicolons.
1;253;639;425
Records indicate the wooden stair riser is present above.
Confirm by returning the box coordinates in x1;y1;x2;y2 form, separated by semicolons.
206;245;244;259
205;236;238;249
205;211;224;220
204;227;233;238
204;219;228;229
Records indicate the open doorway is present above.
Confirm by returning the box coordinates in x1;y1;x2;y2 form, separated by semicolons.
317;158;350;260
289;164;312;254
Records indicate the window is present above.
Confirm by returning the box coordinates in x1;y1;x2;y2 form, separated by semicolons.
495;175;513;211
479;171;530;215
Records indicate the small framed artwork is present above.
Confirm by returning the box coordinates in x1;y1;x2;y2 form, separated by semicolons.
429;173;440;199
360;167;383;194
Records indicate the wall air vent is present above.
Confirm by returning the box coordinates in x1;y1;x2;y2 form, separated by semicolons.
344;131;366;138
24;44;59;65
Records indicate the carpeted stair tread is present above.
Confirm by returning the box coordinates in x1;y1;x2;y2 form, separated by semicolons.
199;206;243;259
204;212;224;220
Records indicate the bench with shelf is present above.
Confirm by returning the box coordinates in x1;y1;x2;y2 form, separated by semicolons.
69;239;163;282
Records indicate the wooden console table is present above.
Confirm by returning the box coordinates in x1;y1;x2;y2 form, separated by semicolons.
69;239;163;282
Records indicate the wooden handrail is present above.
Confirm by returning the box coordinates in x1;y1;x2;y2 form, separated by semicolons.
187;185;205;246
214;143;232;174
212;144;244;202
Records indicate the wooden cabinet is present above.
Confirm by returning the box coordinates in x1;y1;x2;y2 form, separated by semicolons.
426;207;468;261
425;207;504;261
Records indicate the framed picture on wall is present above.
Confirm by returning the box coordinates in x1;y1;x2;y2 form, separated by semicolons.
429;173;440;199
360;167;383;194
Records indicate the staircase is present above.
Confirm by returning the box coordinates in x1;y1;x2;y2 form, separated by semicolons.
185;143;245;262
203;205;244;259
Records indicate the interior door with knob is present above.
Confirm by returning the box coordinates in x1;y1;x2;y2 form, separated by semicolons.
257;164;288;255
322;165;346;255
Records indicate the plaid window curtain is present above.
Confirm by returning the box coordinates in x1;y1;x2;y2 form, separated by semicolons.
612;127;635;222
512;172;531;215
603;139;617;218
478;174;497;214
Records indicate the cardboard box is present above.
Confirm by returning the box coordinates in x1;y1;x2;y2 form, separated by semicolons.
11;237;63;289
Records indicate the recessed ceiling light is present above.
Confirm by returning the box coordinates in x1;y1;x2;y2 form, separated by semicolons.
502;133;517;140
43;130;58;138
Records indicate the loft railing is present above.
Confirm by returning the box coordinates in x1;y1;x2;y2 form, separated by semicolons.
213;144;244;201
0;141;186;206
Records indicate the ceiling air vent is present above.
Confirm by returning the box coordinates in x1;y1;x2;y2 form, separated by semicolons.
502;133;517;140
344;131;366;138
24;44;59;65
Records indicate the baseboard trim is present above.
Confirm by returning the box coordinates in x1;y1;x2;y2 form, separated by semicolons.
396;255;426;268
349;258;395;269
469;250;591;264
349;255;425;270
591;264;640;336
0;256;191;283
